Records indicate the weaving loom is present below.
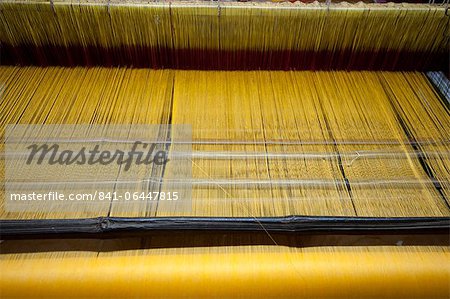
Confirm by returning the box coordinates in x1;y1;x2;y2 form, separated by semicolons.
0;0;450;298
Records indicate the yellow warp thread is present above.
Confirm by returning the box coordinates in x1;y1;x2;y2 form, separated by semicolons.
0;67;449;219
0;2;448;57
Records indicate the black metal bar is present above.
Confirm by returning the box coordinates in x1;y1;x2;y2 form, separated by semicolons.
1;216;449;238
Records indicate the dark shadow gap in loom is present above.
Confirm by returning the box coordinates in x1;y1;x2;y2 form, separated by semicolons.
1;230;449;253
1;45;448;72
